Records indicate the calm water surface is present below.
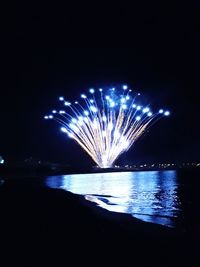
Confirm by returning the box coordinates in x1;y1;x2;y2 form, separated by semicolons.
46;170;200;229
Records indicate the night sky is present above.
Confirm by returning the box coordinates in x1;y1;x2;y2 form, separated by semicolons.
1;3;200;167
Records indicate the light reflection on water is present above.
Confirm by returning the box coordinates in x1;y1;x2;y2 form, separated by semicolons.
46;170;180;228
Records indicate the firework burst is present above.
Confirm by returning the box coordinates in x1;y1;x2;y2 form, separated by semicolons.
44;85;170;168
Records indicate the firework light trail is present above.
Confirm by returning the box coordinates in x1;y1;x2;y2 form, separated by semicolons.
44;85;170;168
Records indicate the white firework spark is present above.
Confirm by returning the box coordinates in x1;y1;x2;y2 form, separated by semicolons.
45;85;170;168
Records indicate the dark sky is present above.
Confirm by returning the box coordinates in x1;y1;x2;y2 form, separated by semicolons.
1;2;200;166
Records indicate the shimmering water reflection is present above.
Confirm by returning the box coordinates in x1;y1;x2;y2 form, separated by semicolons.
46;170;181;228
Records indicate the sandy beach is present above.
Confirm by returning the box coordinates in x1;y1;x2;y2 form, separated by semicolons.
0;177;198;266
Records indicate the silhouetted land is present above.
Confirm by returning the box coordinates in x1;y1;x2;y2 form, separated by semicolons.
1;163;199;177
0;175;199;266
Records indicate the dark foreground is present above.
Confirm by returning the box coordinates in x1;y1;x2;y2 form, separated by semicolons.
0;177;199;266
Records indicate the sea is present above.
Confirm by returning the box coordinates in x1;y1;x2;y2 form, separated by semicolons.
46;169;200;230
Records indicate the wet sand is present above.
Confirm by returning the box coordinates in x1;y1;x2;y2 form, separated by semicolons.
0;177;198;266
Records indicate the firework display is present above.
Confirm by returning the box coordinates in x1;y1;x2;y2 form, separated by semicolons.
45;85;170;168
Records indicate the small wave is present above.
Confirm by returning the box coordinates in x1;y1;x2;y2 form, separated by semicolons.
85;193;117;198
131;212;177;220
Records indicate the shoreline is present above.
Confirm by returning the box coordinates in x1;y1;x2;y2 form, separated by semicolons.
0;174;183;230
0;176;198;265
1;169;198;232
